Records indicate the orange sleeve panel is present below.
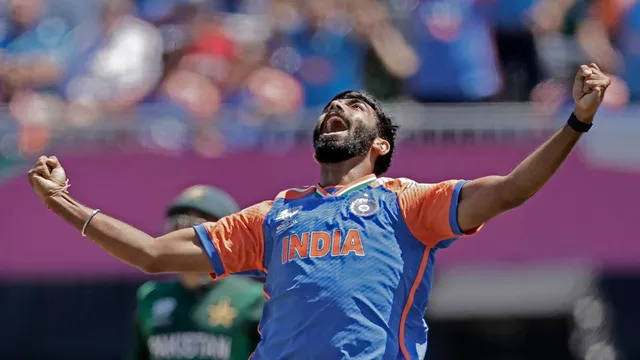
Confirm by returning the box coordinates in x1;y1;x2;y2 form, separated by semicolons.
193;200;273;279
590;0;624;33
386;179;475;247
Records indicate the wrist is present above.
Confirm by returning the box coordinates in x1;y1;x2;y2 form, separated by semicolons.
45;193;75;216
567;112;593;133
45;193;92;230
572;109;594;124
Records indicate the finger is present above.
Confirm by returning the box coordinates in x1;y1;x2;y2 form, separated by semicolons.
34;156;50;176
32;164;51;179
585;79;611;88
26;168;40;186
589;63;601;72
577;65;592;79
592;86;605;97
46;156;59;168
585;79;612;93
587;72;609;80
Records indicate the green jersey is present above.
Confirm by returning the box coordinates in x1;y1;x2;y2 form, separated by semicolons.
129;276;264;360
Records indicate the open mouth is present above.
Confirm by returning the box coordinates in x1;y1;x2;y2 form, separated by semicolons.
322;114;349;135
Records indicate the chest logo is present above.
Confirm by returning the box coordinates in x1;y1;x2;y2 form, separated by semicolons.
350;197;378;217
207;297;238;328
276;207;301;221
151;298;177;326
275;206;302;234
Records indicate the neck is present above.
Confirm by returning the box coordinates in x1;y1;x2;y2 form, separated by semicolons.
319;155;374;187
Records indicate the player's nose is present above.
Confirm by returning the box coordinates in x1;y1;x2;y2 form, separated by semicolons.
327;100;348;114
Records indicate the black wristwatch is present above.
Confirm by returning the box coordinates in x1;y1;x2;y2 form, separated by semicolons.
567;113;593;133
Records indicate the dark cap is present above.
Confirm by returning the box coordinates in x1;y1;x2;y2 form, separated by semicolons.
166;185;240;220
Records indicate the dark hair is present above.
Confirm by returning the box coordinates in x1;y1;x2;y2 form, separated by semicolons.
327;90;399;175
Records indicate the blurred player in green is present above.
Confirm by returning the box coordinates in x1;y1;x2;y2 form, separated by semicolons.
128;185;264;360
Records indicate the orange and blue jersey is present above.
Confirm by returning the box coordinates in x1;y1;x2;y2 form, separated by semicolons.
193;175;481;359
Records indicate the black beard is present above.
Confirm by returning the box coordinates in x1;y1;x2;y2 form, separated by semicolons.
313;120;377;164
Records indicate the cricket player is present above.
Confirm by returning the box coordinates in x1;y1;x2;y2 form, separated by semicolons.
128;185;263;360
28;64;611;359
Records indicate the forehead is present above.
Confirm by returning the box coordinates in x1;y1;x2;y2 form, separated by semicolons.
323;96;375;113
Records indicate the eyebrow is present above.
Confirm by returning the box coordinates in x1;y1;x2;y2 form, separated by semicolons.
345;98;363;106
322;97;366;113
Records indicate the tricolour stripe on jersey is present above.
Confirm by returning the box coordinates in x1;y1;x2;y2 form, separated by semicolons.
276;186;316;200
314;174;377;198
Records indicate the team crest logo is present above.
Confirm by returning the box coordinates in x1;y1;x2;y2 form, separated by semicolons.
207;297;238;328
350;197;378;217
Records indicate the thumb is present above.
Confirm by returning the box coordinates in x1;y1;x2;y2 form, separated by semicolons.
576;65;593;81
45;156;60;168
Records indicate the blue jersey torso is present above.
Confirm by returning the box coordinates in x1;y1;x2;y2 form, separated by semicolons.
253;180;445;360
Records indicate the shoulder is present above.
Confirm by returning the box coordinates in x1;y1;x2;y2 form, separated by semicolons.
372;177;418;192
122;15;160;37
243;200;275;214
227;201;275;224
274;186;316;201
374;178;464;200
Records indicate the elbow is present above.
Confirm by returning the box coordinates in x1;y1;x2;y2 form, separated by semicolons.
140;260;162;274
138;242;164;274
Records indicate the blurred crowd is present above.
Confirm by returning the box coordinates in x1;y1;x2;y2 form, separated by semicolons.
0;0;637;156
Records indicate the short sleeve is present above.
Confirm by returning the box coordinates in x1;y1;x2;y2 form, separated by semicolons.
395;179;480;247
193;201;273;280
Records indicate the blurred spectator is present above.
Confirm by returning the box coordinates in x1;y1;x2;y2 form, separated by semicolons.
138;3;218;118
60;0;163;122
577;0;639;101
210;11;302;151
138;5;302;154
488;0;543;101
400;0;502;103
0;0;638;160
0;0;75;102
528;0;634;112
529;0;593;79
267;0;417;108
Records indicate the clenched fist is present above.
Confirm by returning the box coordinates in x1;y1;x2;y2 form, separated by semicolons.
27;155;69;204
573;63;612;123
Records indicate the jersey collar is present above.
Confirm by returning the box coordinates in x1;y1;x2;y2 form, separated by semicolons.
315;174;377;198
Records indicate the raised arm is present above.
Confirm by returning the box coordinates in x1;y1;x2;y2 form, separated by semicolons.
26;157;268;275
28;166;211;273
456;64;611;233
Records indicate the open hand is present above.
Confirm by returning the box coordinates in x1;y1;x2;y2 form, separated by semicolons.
573;63;612;123
27;155;69;204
